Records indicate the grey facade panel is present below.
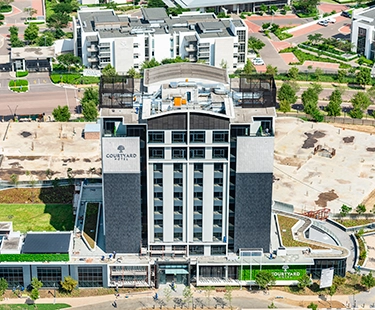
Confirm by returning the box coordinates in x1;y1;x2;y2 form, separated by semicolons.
190;113;229;129
234;173;272;253
103;173;142;253
148;114;187;130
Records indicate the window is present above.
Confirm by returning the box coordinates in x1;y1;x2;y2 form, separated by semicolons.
214;205;222;213
174;233;182;241
149;148;164;159
174;219;183;226
37;267;62;287
149;131;164;143
172;148;187;159
154;205;163;213
190;148;205;159
154;232;163;241
174;205;183;213
0;267;23;287
213;219;222;226
174;163;183;172
174;178;183;186
194;163;203;172
213;131;229;143
194;219;202;227
214;192;223;199
213;232;222;240
194;178;203;186
154;163;163;171
212;148;227;159
154;192;163;199
154;219;163;227
134;43;139;48
214;163;223;172
190;131;205;143
154;178;163;185
172;131;187;143
231;125;250;138
193;232;202;241
174;192;183;199
237;30;246;42
78;267;103;287
189;245;204;255
194;192;203;199
214;178;223;186
194;205;202;213
211;245;226;255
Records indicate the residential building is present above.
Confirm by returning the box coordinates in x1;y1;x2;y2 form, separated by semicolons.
72;8;248;73
162;0;290;14
351;7;375;59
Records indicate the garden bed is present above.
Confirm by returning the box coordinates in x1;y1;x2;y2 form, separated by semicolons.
16;71;28;77
337;218;375;227
299;43;357;61
355;234;366;266
50;73;100;85
9;79;29;92
0;253;69;262
83;203;100;249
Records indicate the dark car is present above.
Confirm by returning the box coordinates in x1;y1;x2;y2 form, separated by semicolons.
341;11;352;18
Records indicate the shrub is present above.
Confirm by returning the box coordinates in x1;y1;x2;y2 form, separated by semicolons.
16;71;28;77
0;5;12;13
0;254;69;262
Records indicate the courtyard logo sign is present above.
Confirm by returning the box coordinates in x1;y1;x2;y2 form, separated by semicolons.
105;145;137;161
272;271;301;279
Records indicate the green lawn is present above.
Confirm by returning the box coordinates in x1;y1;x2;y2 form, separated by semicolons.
337;218;375;227
0;304;70;309
0;204;74;232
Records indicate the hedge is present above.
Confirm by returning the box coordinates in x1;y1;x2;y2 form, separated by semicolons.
0;254;70;262
50;74;100;85
16;71;28;77
9;79;28;87
10;86;28;92
299;43;357;61
0;5;12;13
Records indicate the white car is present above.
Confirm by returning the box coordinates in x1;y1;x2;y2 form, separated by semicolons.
318;20;328;26
326;17;336;23
252;58;265;66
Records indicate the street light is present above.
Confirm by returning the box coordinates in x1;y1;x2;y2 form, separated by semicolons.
53;283;56;304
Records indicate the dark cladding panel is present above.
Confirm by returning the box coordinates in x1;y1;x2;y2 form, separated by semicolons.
190;113;229;130
103;173;141;253
148;113;187;130
234;173;273;253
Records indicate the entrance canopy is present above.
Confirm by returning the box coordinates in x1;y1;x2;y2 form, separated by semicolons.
164;269;189;275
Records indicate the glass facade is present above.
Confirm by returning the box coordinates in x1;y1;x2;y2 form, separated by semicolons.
78;267;103;287
357;27;367;56
37;267;62;287
307;259;346;279
0;267;23;288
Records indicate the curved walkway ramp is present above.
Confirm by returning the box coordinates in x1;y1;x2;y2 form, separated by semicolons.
143;63;229;86
274;210;351;260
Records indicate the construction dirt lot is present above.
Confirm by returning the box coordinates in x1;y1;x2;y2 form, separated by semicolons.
1;117;375;214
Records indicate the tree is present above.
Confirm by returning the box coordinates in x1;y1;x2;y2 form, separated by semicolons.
9;25;18;36
333;275;345;287
182;286;193;307
297;274;312;290
224;286;233;310
161;56;188;64
35;31;54;47
102;64;117;77
220;59;227;69
340;204;352;217
307;302;318;310
356;67;371;88
314;68;323;81
270;5;278;15
328;284;337;308
361;272;375;291
325;89;342;116
260;3;268;14
266;65;277;76
337;69;347;83
60;276;78;293
0;0;14;6
248;36;265;52
24;7;37;19
310;82;323;95
45;168;53;180
127;67;142;78
10;173;19;188
302;88;321;121
53;0;78;14
147;0;165;7
57;53;81;72
278;82;297;106
268;302;277;309
81;87;99;106
0;278;8;297
255;271;276;290
30;277;43;290
24;23;39;44
356;204;366;214
288;67;299;80
29;288;39;303
279;99;291;113
243;59;255;74
52;105;71;122
350;92;371;119
204;286;214;307
141;58;161;71
307;33;323;45
47;12;70;30
82;100;98;121
163;286;172;303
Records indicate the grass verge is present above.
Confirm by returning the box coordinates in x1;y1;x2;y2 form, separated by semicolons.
0;305;71;309
0;204;74;232
337;218;375;227
83;203;99;249
0;254;69;262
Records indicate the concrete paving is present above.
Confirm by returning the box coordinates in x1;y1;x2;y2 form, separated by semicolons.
273;117;375;214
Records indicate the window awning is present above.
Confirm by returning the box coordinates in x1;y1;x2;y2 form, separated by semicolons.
164;269;189;275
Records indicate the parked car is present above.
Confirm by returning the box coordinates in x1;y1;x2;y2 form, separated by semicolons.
252;58;265;65
341;11;351;18
318;20;328;26
326;17;336;23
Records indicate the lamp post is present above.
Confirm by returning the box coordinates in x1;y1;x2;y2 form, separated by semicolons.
53;282;56;304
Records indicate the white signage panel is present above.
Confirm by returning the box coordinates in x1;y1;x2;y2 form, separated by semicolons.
320;267;334;288
102;137;140;173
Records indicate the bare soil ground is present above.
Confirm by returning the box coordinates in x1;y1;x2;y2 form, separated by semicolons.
333;123;375;134
314;190;339;207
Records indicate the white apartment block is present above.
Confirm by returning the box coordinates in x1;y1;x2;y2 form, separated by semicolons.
73;8;248;74
351;7;375;60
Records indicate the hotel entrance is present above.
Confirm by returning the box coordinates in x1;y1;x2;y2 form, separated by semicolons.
155;263;190;288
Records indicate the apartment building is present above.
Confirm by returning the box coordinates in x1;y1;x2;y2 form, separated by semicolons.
72;8;248;73
351;7;375;60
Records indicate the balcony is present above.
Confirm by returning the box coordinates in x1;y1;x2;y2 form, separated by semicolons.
87;56;98;63
87;45;98;52
185;44;197;52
